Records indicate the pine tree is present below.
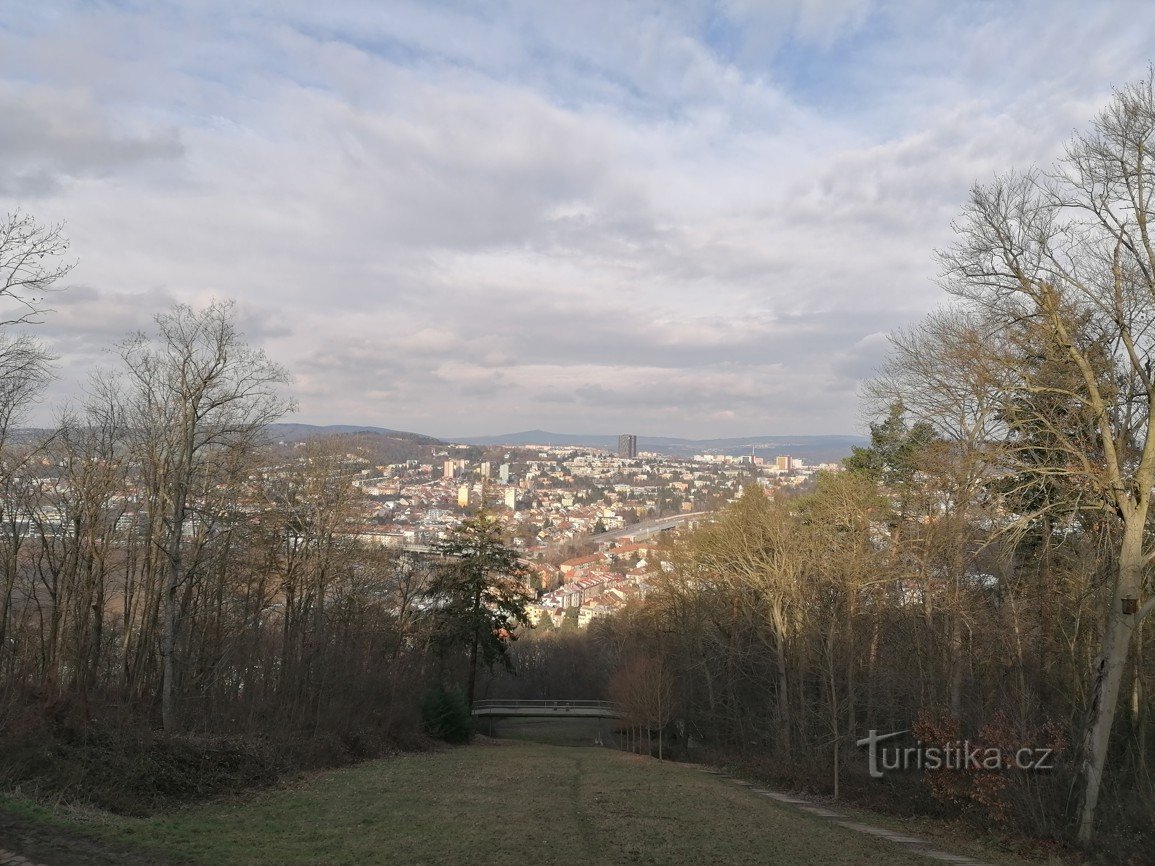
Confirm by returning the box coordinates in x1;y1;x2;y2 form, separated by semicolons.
425;508;533;708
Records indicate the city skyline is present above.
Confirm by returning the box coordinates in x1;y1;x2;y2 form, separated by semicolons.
3;2;1154;437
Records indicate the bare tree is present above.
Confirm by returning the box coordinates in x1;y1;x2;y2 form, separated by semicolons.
255;438;366;722
903;71;1155;843
689;487;806;755
609;653;675;758
0;213;72;672
0;210;72;451
801;471;890;799
114;300;293;730
0;211;73;327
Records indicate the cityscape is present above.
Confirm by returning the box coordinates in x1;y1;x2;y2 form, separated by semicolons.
339;433;842;627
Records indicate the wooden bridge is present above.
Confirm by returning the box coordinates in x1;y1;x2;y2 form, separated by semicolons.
471;699;622;719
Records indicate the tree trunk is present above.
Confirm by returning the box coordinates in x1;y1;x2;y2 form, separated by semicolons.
161;562;179;731
161;486;187;732
827;617;840;800
1077;527;1143;844
771;605;792;755
465;579;483;709
949;611;963;719
466;631;479;709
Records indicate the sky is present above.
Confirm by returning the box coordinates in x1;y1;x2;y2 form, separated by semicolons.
1;0;1152;439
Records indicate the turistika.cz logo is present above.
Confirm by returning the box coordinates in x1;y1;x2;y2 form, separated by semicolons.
855;729;1057;779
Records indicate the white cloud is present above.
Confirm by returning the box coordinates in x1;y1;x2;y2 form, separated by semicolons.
2;0;1153;437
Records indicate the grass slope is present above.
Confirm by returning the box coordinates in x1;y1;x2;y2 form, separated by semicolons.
5;741;976;865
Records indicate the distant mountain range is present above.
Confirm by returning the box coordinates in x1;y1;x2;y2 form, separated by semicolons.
267;425;865;463
448;430;867;462
18;423;866;463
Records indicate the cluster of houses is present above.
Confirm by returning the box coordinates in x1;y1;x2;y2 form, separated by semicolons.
348;444;840;556
320;442;846;629
529;541;655;629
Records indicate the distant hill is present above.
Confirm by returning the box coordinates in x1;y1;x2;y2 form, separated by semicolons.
15;423;441;447
453;430;622;448
265;423;441;444
449;430;867;463
265;424;444;465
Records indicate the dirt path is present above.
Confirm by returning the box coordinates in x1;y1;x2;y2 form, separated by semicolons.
700;769;991;865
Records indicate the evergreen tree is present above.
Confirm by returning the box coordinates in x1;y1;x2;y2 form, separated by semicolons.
844;400;939;486
425;509;533;708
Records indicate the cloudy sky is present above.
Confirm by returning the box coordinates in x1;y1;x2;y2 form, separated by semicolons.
1;1;1152;438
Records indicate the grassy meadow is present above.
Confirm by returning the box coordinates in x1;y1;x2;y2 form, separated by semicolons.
0;737;1040;865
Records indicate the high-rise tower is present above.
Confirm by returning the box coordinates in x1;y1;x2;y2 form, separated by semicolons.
617;433;638;459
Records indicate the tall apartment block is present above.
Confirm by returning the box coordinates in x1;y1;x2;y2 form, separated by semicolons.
618;433;638;459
